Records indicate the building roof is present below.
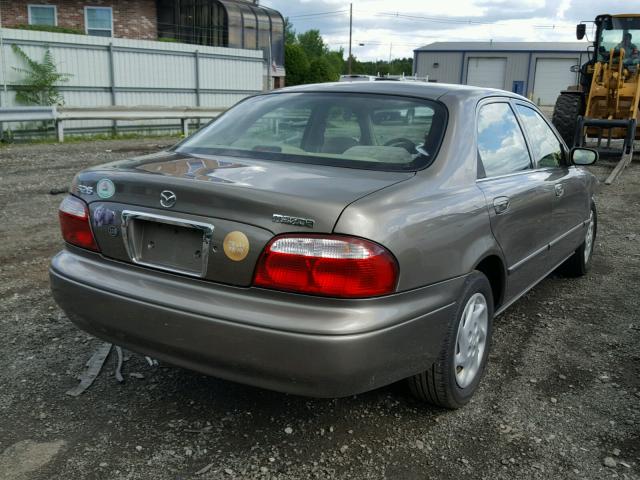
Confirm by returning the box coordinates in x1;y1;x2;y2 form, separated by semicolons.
414;41;588;53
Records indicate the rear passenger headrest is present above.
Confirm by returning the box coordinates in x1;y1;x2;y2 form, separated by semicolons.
343;146;413;163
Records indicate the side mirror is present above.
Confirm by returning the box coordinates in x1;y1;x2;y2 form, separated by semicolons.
571;147;598;165
570;64;581;73
576;23;586;40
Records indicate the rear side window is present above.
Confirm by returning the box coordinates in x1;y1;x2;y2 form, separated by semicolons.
477;103;532;178
515;105;563;168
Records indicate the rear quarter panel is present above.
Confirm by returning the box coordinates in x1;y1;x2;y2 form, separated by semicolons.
334;179;496;291
334;93;502;292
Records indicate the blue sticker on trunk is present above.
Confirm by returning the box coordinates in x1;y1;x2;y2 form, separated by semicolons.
96;179;115;199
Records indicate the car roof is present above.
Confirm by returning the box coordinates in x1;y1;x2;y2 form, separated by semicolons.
271;81;527;102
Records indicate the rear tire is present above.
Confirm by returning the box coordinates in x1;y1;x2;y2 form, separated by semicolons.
408;271;494;409
561;202;597;277
552;92;584;147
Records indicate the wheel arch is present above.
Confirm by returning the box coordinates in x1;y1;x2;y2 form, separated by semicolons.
473;254;507;310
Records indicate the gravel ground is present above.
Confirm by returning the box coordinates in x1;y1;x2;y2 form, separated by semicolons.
0;139;639;480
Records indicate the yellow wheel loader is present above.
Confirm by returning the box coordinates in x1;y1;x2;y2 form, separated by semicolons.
552;14;640;184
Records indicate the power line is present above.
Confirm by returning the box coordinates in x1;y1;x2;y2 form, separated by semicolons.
334;41;426;47
376;12;576;31
289;10;349;19
287;9;577;36
261;3;581;32
377;12;487;26
289;14;349;24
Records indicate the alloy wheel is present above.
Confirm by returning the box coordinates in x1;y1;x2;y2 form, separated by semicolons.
584;210;595;264
454;293;489;389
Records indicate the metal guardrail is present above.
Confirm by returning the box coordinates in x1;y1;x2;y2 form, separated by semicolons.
0;106;57;122
0;106;225;142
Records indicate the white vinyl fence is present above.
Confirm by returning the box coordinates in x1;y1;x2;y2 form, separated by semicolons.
0;28;266;136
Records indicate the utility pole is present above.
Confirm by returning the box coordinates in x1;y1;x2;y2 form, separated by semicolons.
0;4;6;106
0;4;6;141
267;30;272;91
348;3;353;74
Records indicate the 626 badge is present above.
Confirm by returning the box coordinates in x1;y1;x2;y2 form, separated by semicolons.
76;184;94;195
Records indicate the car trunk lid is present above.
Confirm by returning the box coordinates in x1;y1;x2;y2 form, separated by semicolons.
72;151;413;286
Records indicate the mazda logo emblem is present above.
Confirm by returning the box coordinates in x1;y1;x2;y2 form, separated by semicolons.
160;190;177;208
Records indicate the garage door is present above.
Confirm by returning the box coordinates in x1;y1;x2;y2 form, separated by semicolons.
533;58;578;106
466;58;507;89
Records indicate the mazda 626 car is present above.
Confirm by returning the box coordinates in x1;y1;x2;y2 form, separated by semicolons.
50;82;598;408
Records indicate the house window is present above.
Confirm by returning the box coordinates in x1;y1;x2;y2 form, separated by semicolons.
85;7;113;37
28;5;57;26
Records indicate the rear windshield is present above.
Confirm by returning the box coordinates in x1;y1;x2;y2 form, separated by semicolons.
176;92;447;172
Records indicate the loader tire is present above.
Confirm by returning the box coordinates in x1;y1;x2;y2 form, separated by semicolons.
552;92;584;148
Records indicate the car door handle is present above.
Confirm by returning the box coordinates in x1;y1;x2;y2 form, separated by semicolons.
493;196;510;215
554;184;565;197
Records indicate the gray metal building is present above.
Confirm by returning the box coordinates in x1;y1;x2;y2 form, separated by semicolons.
413;42;589;106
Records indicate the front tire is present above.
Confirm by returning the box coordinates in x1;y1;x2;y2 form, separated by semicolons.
561;202;597;277
552;92;584;147
408;271;494;409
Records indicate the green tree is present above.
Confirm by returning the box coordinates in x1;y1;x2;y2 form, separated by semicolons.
307;56;338;83
326;49;345;77
347;57;414;77
285;43;310;86
389;57;413;76
297;29;328;59
11;45;71;106
283;24;344;84
284;17;297;45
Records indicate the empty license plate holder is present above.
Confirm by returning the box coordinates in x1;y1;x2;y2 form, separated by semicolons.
121;211;214;278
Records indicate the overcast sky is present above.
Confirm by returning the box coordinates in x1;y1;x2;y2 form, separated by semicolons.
261;0;630;61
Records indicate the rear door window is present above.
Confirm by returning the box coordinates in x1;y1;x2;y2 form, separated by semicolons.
477;103;532;178
515;105;564;168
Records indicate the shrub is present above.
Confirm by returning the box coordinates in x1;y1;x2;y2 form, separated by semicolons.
11;45;72;106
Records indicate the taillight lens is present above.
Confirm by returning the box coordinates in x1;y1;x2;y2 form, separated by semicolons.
254;235;398;298
58;196;99;252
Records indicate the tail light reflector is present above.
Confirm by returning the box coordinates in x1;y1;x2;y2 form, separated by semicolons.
253;235;398;298
58;195;99;252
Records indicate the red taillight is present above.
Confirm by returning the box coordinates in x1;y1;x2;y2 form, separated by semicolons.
58;196;99;252
253;235;398;298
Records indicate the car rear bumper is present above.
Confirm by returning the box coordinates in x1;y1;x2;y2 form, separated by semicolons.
50;248;463;397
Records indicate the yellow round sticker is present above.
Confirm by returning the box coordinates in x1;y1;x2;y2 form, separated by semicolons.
223;231;250;262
